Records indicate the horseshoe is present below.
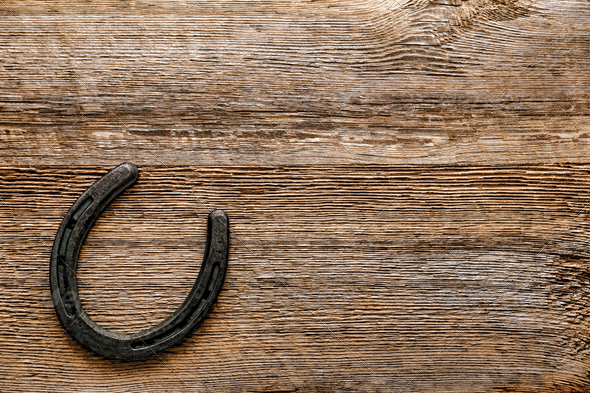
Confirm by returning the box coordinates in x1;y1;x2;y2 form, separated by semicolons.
49;162;229;361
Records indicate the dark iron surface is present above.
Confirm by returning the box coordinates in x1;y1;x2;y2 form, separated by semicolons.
49;162;229;360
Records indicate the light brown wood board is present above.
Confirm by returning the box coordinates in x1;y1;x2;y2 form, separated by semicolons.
1;0;590;392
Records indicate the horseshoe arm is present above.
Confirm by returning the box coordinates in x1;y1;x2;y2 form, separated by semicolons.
49;163;229;361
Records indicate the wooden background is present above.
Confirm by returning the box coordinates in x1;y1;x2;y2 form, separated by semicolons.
1;0;590;391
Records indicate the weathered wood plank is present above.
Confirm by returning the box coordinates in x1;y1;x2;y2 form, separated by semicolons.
2;166;590;392
0;0;589;166
1;0;590;391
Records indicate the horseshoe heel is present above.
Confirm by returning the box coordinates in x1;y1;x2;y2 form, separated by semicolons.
49;162;229;361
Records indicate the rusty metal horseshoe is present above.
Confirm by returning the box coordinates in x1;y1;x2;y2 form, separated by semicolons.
49;162;229;361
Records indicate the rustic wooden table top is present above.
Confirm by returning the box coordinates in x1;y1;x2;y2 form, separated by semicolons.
1;0;590;391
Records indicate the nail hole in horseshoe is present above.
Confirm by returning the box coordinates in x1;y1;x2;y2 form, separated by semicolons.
49;162;229;361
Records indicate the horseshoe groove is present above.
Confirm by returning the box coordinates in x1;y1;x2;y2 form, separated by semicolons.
49;162;229;361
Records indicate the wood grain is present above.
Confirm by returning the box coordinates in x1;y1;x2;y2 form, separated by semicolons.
1;0;590;391
1;0;589;167
3;165;590;392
